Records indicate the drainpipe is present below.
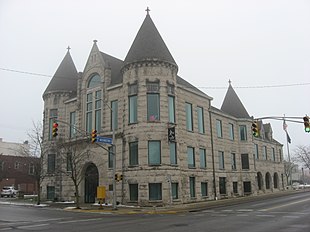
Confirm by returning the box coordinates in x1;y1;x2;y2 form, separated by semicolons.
208;108;217;200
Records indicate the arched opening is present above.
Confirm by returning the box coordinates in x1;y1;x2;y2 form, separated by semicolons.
87;74;101;88
84;163;99;203
265;172;271;189
273;173;279;189
257;172;263;190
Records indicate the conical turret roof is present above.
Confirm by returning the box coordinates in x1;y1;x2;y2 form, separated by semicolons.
124;11;177;67
221;81;250;118
43;49;78;96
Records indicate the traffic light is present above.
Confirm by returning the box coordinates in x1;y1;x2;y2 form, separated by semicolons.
114;174;119;181
303;116;310;133
52;122;58;137
91;129;97;143
251;121;259;137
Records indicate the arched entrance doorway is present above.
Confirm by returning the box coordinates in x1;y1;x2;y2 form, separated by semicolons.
273;173;279;189
257;172;263;190
84;163;99;203
265;172;271;190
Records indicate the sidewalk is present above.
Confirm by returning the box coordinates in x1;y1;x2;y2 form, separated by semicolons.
62;189;306;215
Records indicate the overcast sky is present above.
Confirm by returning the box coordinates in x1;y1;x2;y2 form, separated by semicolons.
0;0;309;157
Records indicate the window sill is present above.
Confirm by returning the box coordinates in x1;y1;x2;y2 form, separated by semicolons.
128;165;139;168
148;164;161;167
172;199;181;202
170;164;178;167
148;200;163;203
147;120;160;123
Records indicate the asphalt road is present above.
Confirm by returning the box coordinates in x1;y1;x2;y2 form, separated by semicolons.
1;191;309;232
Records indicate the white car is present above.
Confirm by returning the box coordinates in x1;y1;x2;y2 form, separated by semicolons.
1;186;19;197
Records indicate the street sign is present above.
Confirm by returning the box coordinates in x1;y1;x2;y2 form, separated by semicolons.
168;127;175;142
97;136;113;144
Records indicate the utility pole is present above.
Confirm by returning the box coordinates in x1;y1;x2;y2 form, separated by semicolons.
112;121;116;210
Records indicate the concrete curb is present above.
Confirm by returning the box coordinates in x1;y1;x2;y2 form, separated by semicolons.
62;190;306;215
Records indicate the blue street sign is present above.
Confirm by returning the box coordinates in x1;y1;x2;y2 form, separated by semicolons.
97;136;113;145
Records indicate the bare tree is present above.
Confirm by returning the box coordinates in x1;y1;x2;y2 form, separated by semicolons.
293;145;310;170
283;160;294;186
22;121;50;205
57;139;94;209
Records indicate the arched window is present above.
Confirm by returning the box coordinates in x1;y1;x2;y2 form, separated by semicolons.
86;74;102;133
87;74;101;88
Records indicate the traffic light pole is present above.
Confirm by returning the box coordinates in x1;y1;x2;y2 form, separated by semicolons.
112;125;117;210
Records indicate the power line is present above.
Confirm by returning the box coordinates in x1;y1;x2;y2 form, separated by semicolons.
199;83;310;89
0;67;52;78
1;67;310;89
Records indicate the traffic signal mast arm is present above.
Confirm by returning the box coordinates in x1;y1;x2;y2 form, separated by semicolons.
254;116;305;124
253;115;310;133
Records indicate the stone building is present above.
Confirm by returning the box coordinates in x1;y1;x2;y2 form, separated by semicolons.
41;11;285;206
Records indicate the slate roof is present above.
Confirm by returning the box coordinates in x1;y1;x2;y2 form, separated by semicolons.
100;52;123;86
177;76;211;98
124;13;177;67
44;12;209;100
43;50;78;96
220;83;250;118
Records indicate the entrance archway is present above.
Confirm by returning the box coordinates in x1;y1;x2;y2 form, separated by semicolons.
273;173;279;189
257;172;263;190
265;172;271;189
84;163;99;203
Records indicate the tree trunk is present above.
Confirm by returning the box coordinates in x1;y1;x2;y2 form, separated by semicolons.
75;185;80;209
36;180;41;205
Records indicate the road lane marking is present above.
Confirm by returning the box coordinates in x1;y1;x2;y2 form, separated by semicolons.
17;223;49;229
237;209;254;212
283;215;300;219
260;197;310;211
58;218;102;224
256;214;275;217
0;228;12;231
36;217;71;222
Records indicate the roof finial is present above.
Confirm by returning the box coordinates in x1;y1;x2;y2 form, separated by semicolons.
93;39;97;43
145;7;150;15
228;79;231;85
67;46;71;52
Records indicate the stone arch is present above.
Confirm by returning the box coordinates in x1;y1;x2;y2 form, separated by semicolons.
273;172;279;189
265;172;271;189
84;163;99;203
257;172;263;190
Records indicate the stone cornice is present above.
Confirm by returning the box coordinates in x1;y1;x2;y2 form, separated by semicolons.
121;59;178;74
